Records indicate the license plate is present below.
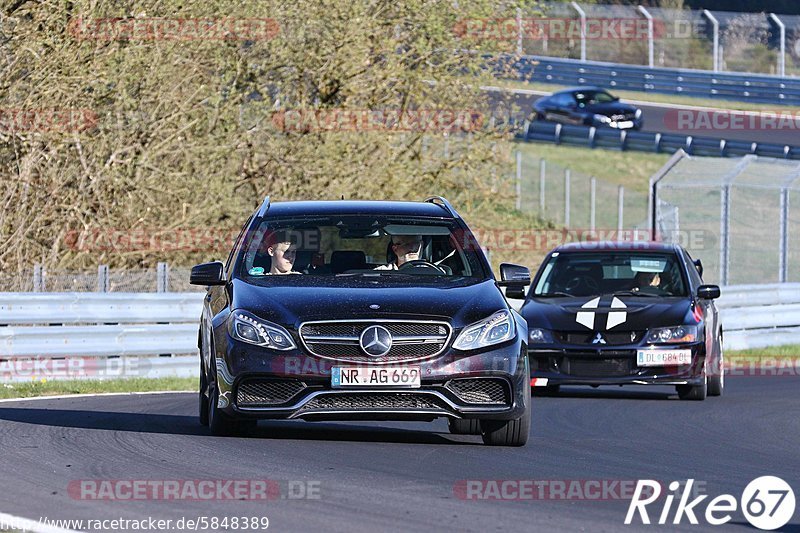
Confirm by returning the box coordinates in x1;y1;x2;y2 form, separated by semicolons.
637;349;692;367
331;366;421;388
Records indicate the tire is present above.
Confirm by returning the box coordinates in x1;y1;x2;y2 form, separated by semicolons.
447;418;481;435
480;386;531;446
199;365;209;426
676;378;707;401
707;350;724;397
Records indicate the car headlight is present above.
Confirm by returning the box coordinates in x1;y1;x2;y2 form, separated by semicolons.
593;114;612;124
635;108;642;119
453;310;515;351
645;325;698;344
529;328;554;344
229;311;296;350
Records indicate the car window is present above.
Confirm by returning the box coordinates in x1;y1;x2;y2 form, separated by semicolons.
682;250;703;288
533;252;688;297
552;93;576;107
225;215;253;279
236;216;488;280
574;90;616;106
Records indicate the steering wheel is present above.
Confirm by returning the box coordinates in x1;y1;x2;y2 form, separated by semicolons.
565;275;600;293
398;260;447;275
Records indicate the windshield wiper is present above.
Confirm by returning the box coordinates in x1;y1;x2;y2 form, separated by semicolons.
335;271;411;277
536;292;573;297
609;290;659;298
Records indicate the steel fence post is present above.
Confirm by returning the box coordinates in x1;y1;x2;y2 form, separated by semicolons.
516;151;522;211
769;14;786;77
157;262;170;293
565;169;571;228
590;177;596;232
571;2;587;62
720;185;730;285
98;265;110;292
638;6;654;68
33;264;43;292
779;188;789;282
539;159;546;214
703;10;719;72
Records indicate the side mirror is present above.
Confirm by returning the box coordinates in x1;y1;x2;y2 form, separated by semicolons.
694;259;704;278
697;285;720;300
190;261;226;286
498;263;531;299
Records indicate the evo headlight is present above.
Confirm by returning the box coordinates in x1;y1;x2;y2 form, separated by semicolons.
593;114;612;124
453;310;515;351
229;310;296;350
645;325;698;344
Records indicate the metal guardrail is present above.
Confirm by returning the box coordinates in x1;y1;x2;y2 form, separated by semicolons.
718;284;800;350
716;283;800;308
0;292;203;382
518;121;800;160
0;292;204;325
507;55;800;106
0;324;199;358
0;287;797;382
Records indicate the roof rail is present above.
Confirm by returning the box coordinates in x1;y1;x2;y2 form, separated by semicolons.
424;196;460;218
256;195;271;217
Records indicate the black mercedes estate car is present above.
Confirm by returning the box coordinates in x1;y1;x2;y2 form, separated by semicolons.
531;87;643;130
514;242;722;401
190;197;532;445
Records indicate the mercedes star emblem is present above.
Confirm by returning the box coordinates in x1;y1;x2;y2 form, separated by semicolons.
359;325;393;357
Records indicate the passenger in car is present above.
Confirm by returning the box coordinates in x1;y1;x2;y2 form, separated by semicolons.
250;230;300;275
632;271;660;291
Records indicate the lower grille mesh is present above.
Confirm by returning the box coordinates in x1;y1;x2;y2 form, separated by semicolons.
447;378;510;405
237;379;306;406
300;393;443;411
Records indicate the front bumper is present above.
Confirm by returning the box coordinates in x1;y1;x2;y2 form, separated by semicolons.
214;335;530;421
529;342;705;387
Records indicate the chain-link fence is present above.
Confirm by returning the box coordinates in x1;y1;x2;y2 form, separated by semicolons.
514;2;799;76
515;149;648;235
0;264;202;293
653;152;800;286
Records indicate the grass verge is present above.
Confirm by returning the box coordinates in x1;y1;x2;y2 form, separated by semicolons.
0;377;196;400
513;140;670;194
726;344;800;362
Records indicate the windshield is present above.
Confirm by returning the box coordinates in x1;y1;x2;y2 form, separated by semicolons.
533;252;688;297
574;90;616;106
237;216;488;280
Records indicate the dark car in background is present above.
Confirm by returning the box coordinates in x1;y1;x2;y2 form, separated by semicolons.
190;197;532;445
530;87;643;130
511;242;722;401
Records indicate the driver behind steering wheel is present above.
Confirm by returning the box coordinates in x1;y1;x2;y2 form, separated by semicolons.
375;234;423;270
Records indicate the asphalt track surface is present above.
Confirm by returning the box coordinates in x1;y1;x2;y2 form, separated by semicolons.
488;88;800;146
0;378;798;532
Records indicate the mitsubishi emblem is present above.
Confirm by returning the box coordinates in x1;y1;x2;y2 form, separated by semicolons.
591;333;607;345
